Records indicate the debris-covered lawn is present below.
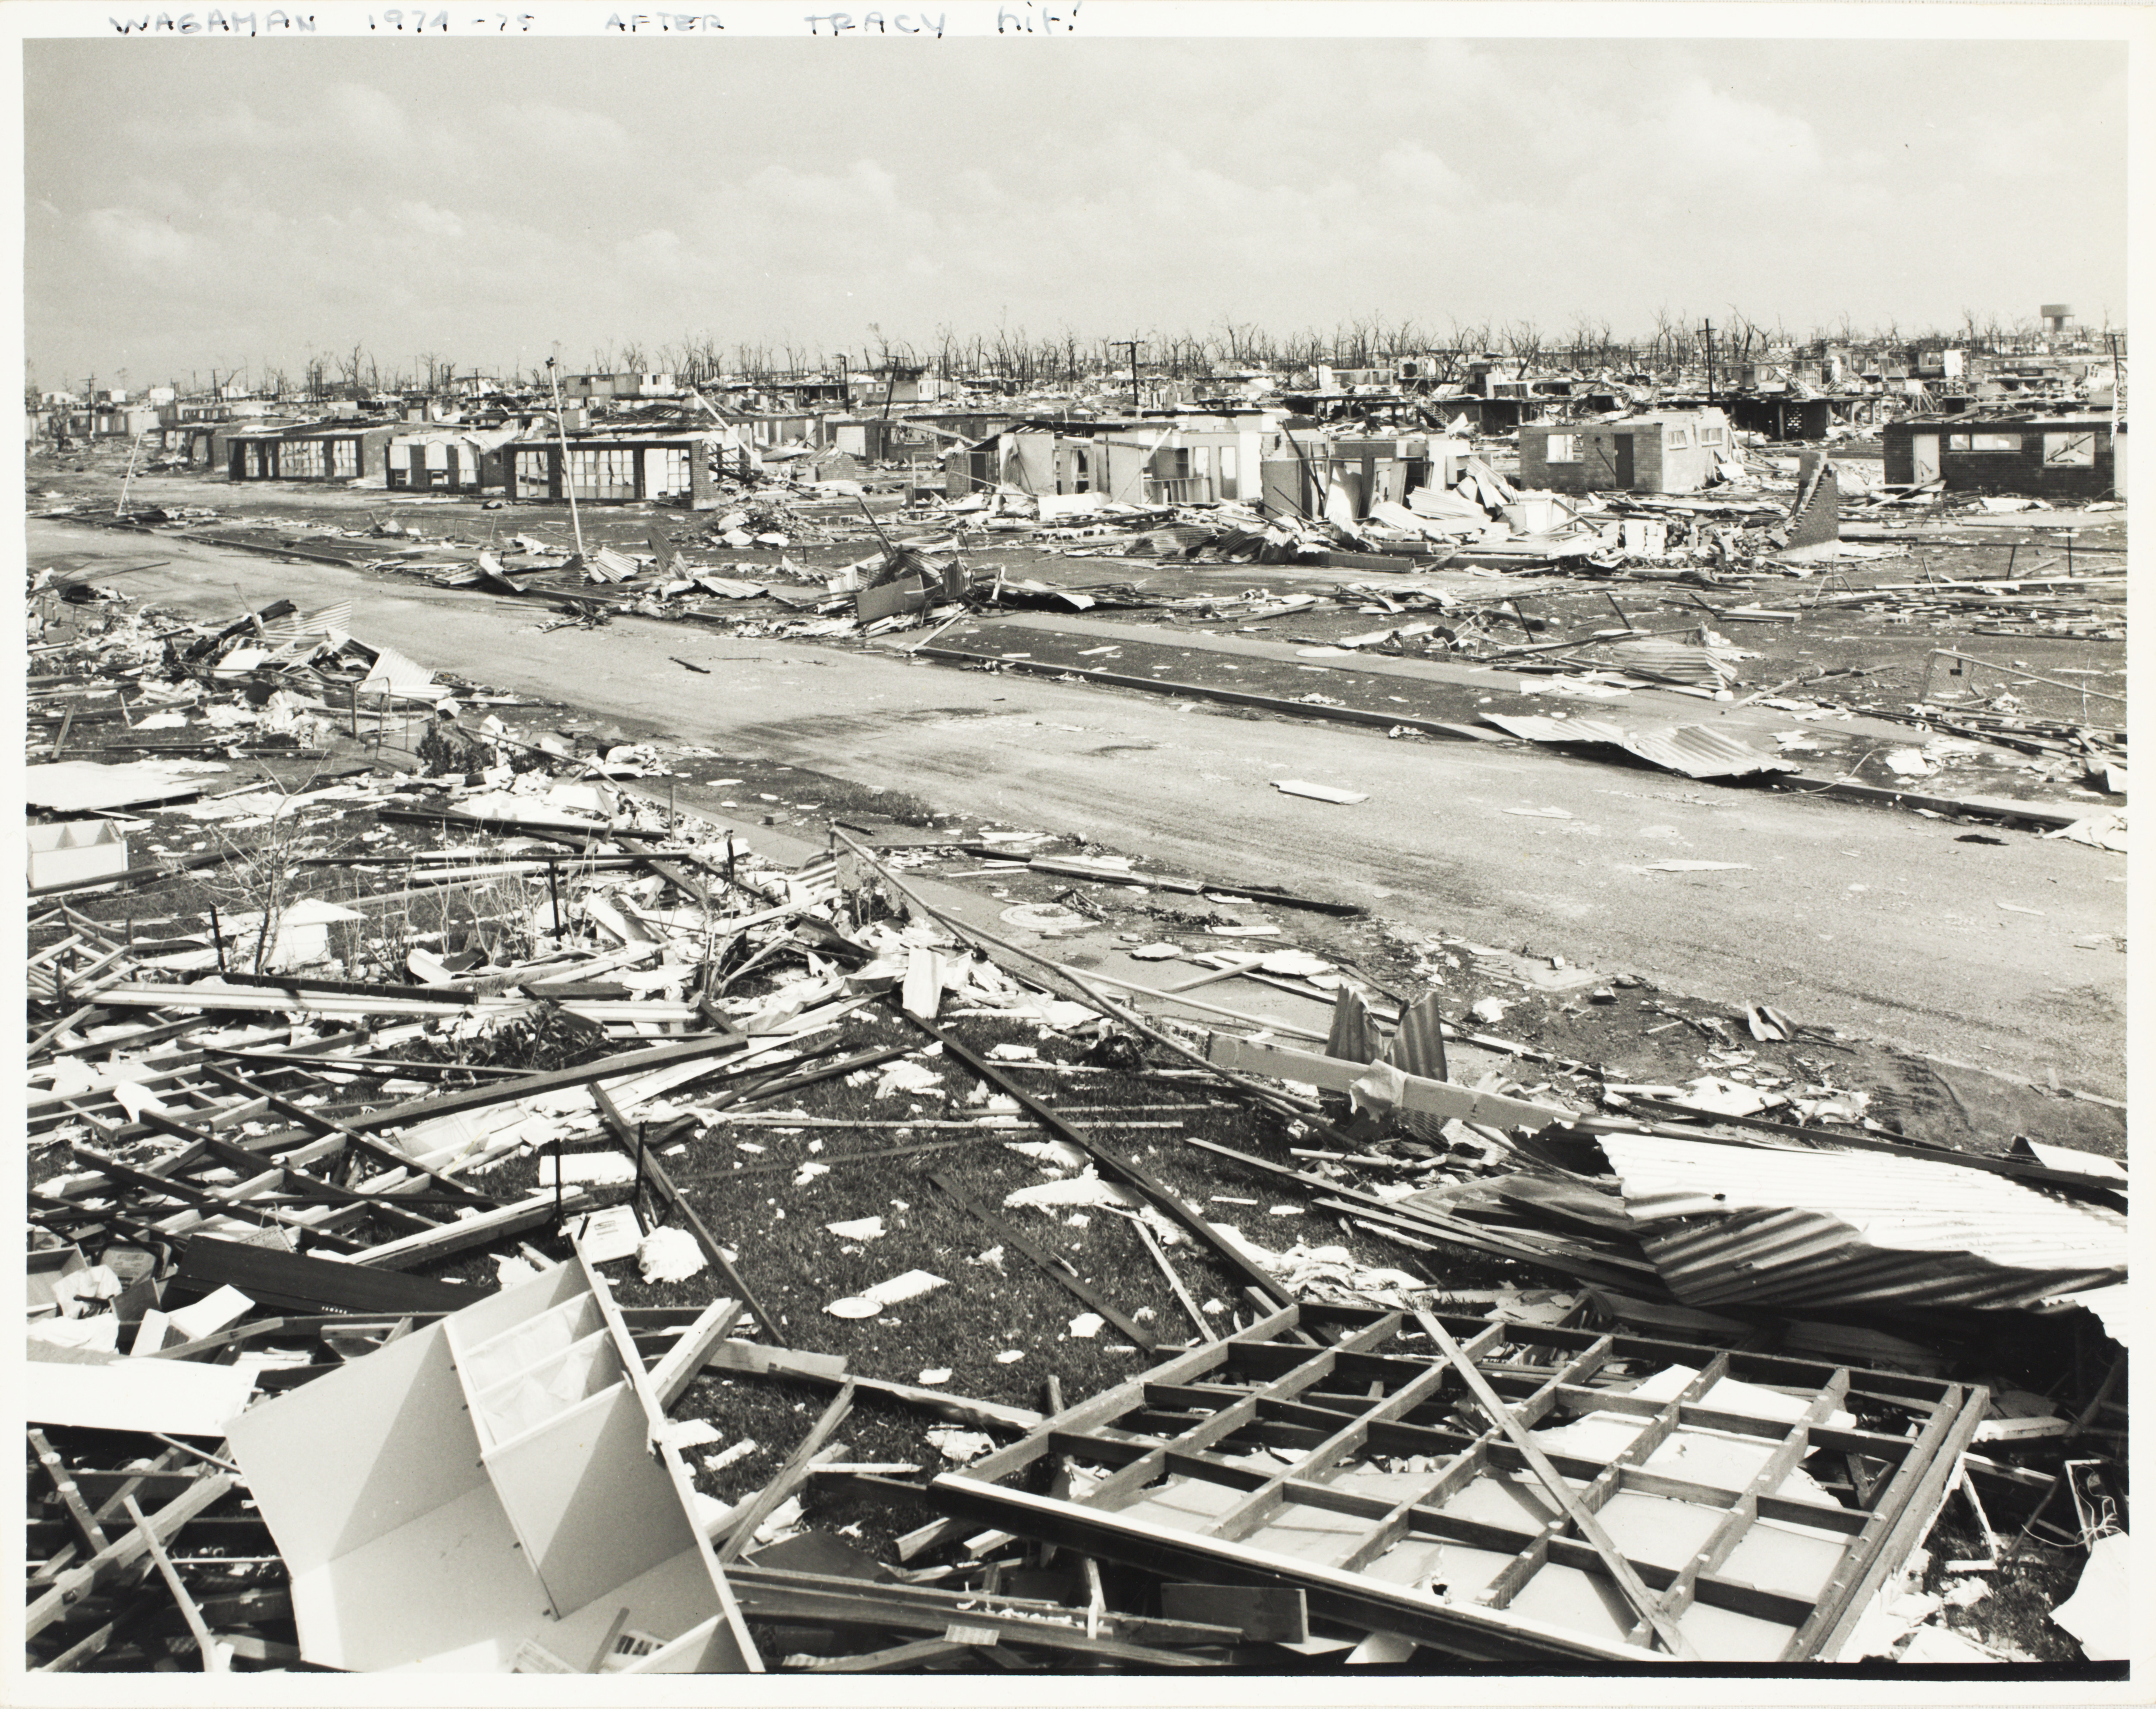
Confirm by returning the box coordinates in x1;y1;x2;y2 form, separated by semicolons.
22;448;2128;1675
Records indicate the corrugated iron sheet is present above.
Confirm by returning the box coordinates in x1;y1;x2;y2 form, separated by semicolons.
1600;1133;2128;1311
1383;991;1449;1142
1622;723;1797;779
1483;714;1796;780
2042;1283;2131;1347
1607;638;1736;687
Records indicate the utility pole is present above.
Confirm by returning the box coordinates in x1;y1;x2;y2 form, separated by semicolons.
1116;338;1144;411
1702;320;1715;404
545;356;586;561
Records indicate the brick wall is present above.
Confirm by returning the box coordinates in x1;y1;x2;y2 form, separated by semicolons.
1885;423;2118;498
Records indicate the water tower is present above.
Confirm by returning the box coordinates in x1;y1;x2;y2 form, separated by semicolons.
2040;304;2073;334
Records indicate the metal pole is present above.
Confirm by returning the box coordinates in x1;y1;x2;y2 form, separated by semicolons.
115;432;145;517
545;358;586;559
1703;320;1715;404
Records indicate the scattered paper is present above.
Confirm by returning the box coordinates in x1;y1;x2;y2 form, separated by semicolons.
925;1426;993;1463
661;1418;722;1451
825;1215;887;1242
1067;1313;1106;1339
2049;1531;2129;1660
702;1438;758;1473
638;1225;708;1284
828;1267;951;1322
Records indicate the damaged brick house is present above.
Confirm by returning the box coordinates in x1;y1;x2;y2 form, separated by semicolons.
1516;407;1736;495
1882;413;2125;501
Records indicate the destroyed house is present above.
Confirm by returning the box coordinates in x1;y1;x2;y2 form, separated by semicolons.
227;423;398;482
1883;413;2124;501
725;409;827;451
386;428;517;493
1517;408;1734;495
1723;394;1836;443
827;416;908;462
503;431;722;507
93;405;163;439
719;375;852;411
1259;432;1463;522
854;363;941;406
561;371;679;401
949;415;1275;506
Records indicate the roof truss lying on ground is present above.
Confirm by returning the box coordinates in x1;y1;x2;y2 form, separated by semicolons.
931;1302;1988;1666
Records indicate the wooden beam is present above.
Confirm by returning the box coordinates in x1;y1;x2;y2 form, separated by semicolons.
1208;1032;1571;1130
1414;1311;1697;1658
28;1474;234;1638
1797;1383;1988;1661
1628;1370;1849;1644
927;1172;1157;1352
1162;1583;1307;1644
199;1066;508;1208
717;1380;857;1565
1132;1218;1217;1342
339;1032;748;1133
647;1297;744;1411
590;1082;781;1340
28;1428;110;1555
122;1494;225;1671
917;1017;1294;1307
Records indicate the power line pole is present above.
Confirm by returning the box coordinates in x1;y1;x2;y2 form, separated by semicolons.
1702;320;1716;404
1116;338;1144;411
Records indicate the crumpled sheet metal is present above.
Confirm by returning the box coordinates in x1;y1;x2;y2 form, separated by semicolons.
1606;638;1736;687
1483;714;1798;780
1599;1132;2128;1311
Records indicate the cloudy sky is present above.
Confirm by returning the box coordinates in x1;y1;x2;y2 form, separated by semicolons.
21;26;2132;390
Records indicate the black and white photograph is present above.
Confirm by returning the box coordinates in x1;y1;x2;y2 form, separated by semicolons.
10;2;2144;1693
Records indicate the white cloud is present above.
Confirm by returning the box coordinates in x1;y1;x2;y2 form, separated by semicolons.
614;228;685;275
396;200;465;239
325;82;411;150
1653;80;1822;185
83;206;194;268
1376;141;1463;203
476;100;633;162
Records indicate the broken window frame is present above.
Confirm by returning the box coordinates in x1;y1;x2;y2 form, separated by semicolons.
928;1302;1987;1666
1544;433;1580;465
1968;432;2023;453
2043;432;2097;466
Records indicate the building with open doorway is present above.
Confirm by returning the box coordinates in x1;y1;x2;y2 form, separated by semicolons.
1883;413;2124;501
502;430;723;507
385;427;519;493
227;422;398;482
945;414;1277;507
1516;407;1735;495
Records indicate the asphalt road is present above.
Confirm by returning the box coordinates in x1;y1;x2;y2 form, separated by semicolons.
35;517;2127;1099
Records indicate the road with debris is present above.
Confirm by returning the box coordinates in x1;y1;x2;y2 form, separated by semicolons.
39;517;2125;1100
